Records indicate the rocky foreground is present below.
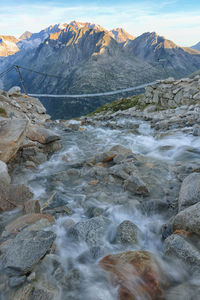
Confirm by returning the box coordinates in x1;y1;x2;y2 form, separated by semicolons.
1;76;200;300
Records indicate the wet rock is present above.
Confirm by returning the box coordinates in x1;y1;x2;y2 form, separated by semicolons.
0;182;33;212
109;164;129;180
0;118;28;162
161;223;173;240
0;160;11;184
24;200;41;214
85;206;105;218
172;202;200;235
9;184;34;207
193;124;200;136
27;125;60;145
4;213;54;234
1;230;56;275
164;234;200;271
124;175;149;196
165;282;200;300
41;192;67;211
99;250;167;300
178;173;200;211
9;275;26;287
42;141;62;153
115;220;142;245
141;199;169;216
68;216;111;247
13;284;56;300
78;246;105;264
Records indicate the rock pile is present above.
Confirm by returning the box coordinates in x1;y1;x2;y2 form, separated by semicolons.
142;75;200;108
0;86;61;212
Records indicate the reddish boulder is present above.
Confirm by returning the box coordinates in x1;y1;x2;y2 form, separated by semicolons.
99;250;167;300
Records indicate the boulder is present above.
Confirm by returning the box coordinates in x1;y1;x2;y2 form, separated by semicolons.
26;125;60;145
0;183;33;212
99;250;167;300
9;184;33;207
5;213;54;233
178;173;200;210
0;118;28;162
164;234;200;270
115;220;142;245
13;284;56;300
1;230;56;275
68;216;111;247
9;275;26;288
172;202;200;235
124;175;149;196
8;86;21;96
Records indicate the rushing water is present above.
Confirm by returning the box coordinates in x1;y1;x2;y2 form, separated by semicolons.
13;117;200;299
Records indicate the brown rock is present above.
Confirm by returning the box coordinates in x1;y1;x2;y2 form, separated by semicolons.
88;179;99;185
26;125;60;145
0;118;28;162
24;200;41;214
0;183;33;212
173;229;191;238
99;250;167;300
5;213;54;233
9;184;33;207
103;154;116;163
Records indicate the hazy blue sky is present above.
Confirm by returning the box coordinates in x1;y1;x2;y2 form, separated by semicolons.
0;0;199;46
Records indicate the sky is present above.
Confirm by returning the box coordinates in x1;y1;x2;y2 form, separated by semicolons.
0;0;199;46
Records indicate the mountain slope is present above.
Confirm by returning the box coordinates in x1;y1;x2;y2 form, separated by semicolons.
0;35;19;57
109;28;135;44
191;41;200;51
125;32;200;77
2;24;160;119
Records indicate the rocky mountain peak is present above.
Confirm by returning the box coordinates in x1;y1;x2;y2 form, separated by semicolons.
0;35;19;56
109;28;135;43
19;31;32;40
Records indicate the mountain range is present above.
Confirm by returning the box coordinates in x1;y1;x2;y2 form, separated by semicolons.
0;21;200;119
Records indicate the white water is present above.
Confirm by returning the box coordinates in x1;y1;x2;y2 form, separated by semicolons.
16;117;200;299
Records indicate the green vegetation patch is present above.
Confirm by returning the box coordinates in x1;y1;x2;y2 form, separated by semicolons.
0;107;7;117
89;94;147;116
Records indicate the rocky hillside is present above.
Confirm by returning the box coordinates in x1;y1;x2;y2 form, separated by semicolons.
1;22;161;119
1;22;200;119
125;32;200;77
109;28;135;44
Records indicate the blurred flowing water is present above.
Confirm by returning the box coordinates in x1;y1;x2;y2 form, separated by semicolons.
15;117;200;299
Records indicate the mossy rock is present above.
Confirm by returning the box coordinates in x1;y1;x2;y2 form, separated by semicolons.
0;107;7;117
88;94;148;116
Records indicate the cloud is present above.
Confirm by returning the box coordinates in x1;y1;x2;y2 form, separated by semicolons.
0;1;199;46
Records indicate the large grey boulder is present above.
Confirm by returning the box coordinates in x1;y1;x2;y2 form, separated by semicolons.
68;216;111;247
164;234;200;270
1;230;56;275
115;220;142;245
8;86;21;96
172;202;200;235
26;124;60;144
178;173;200;211
0;118;28;162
